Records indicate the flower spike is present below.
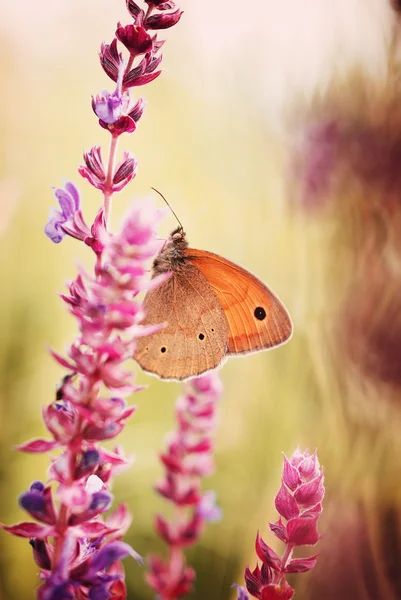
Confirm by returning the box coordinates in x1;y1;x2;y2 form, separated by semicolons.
235;449;325;600
5;0;183;598
146;373;223;598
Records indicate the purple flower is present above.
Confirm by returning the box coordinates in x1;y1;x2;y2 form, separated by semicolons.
5;198;168;597
36;538;141;600
44;182;80;243
92;64;137;136
92;89;125;124
93;60;126;125
4;0;186;598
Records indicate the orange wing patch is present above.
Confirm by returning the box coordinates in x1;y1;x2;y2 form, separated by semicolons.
185;248;292;354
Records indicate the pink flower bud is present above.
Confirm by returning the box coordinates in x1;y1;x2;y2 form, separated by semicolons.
19;483;57;525
255;533;281;570
42;402;79;443
112;152;137;191
116;23;153;56
145;8;183;30
79;146;106;190
128;97;145;122
99;39;123;82
126;0;142;19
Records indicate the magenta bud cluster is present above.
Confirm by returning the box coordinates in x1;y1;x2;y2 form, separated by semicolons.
236;448;325;600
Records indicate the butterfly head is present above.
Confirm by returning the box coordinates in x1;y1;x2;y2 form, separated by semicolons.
152;227;189;275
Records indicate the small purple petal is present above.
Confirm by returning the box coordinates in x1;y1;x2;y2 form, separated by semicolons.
89;491;113;512
232;584;250;600
30;481;45;492
39;581;75;600
93;91;123;124
74;449;100;480
64;182;80;211
44;209;66;243
68;491;113;526
89;587;110;600
19;486;57;525
45;183;81;244
88;541;143;573
54;188;76;219
196;491;222;523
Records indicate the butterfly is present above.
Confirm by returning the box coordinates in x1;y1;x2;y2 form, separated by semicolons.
134;227;292;380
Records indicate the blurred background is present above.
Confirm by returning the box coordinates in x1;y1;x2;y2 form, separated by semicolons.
1;0;401;598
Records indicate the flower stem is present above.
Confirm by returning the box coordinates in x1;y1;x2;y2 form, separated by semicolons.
103;134;119;228
53;504;69;565
275;542;295;582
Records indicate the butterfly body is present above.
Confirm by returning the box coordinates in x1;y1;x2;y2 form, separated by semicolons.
134;228;292;380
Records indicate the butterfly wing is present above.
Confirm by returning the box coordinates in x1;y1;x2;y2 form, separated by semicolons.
134;264;229;380
184;248;292;354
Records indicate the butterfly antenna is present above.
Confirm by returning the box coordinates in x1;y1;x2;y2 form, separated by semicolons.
151;187;184;231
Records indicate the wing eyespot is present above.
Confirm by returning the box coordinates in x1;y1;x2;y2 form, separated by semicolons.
254;306;266;321
161;346;167;353
198;333;205;340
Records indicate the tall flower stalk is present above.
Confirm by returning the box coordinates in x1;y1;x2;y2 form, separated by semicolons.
235;449;325;600
1;1;181;598
146;373;223;600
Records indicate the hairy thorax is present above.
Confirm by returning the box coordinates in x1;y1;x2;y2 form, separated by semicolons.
152;227;189;275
